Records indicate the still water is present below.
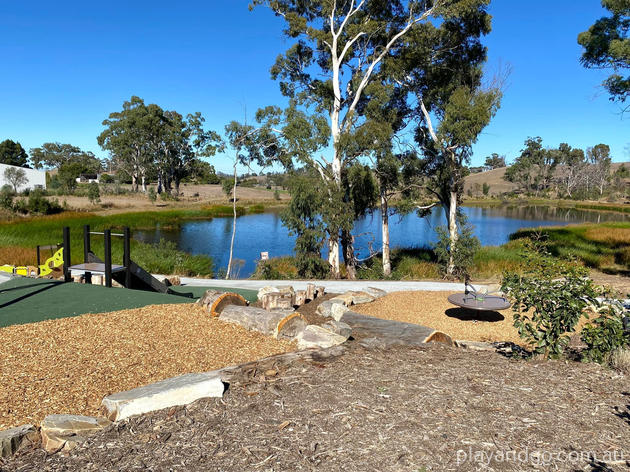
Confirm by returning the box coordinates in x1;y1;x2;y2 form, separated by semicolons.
135;205;629;278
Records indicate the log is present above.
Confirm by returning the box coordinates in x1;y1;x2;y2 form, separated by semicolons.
294;290;307;307
305;283;316;301
316;286;326;298
196;290;248;317
260;291;294;311
219;305;306;339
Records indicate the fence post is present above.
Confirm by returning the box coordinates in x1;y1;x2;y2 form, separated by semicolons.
104;229;112;288
123;227;131;288
83;225;92;284
62;227;71;283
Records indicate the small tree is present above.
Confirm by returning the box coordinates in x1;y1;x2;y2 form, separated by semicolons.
434;220;480;280
147;187;157;205
4;167;27;193
87;182;100;205
502;243;600;359
222;179;234;200
482;182;490;196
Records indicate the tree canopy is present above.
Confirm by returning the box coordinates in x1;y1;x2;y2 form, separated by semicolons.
578;0;630;104
0;140;29;167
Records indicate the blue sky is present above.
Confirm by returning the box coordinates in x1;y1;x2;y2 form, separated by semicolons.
0;0;627;173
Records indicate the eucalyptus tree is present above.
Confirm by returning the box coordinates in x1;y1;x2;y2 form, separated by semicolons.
587;143;612;196
484;153;505;169
553;143;585;198
98;97;156;192
30;142;101;172
250;0;470;278
578;0;629;106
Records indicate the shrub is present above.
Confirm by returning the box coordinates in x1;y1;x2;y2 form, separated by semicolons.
434;223;480;280
609;348;630;375
581;301;630;364
0;186;13;210
88;182;100;205
148;187;157;204
26;189;63;215
502;243;601;358
274;189;280;201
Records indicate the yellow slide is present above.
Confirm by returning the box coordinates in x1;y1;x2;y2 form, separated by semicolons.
0;248;64;277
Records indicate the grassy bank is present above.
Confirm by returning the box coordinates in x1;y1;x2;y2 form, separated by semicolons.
0;205;265;277
254;222;630;281
463;197;630;214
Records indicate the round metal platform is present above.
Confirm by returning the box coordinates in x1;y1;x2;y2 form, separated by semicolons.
447;292;511;312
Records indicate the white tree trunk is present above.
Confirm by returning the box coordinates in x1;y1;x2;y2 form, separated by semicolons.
447;190;459;278
226;164;237;280
381;194;391;277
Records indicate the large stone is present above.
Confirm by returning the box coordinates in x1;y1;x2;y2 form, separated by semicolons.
321;320;352;338
102;372;225;422
364;287;387;299
329;292;355;306
316;300;349;320
0;424;38;458
350;291;376;305
296;325;348;350
40;415;111;453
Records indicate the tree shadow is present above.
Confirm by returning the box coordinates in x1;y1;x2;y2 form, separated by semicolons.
613;392;630;426
445;307;505;322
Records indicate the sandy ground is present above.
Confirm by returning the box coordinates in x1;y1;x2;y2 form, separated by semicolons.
52;184;289;214
4;343;629;472
352;291;524;344
0;304;295;429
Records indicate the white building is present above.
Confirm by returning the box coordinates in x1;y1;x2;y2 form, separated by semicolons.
0;163;47;191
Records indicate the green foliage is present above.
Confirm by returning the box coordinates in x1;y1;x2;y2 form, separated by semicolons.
57;161;84;193
581;302;630;363
482;182;490;196
100;174;115;184
578;0;630;102
147;187;157;204
133;239;214;277
3;167;27;193
434;222;480;280
281;174;329;279
273;189;280;201
25;189;62;215
502;243;601;359
222;178;234;198
30;142;101;172
0;140;29;167
484;153;505;169
0;186;14;210
252;257;298;280
87;182;100;205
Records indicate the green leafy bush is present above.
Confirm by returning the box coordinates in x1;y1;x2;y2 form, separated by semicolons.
88;182;100;205
434;223;480;280
581;302;630;363
502;243;600;358
0;186;13;210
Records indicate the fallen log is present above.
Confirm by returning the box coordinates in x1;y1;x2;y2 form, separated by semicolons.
196;290;248;317
219;305;307;340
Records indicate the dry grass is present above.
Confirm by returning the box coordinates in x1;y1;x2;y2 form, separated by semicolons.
352;291;523;344
609;348;630;375
0;246;37;266
585;226;630;244
0;304;295;429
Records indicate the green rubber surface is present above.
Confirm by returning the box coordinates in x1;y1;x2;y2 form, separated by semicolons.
0;277;257;328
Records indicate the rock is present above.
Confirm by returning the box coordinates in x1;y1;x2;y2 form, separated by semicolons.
196;290;248;317
154;275;172;286
0;424;38;458
321;320;352;338
294;290;307;307
350;291;376;305
329;292;355;306
296;325;348;350
316;300;349;320
102;372;225;422
364;287;387;299
40;415;111;454
166;275;181;286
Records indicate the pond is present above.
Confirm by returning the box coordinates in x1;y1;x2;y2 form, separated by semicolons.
134;205;630;278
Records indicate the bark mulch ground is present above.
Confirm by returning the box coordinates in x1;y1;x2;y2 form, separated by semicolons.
3;342;629;471
0;304;294;430
352;291;524;344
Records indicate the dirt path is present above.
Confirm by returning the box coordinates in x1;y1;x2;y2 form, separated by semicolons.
3;343;629;471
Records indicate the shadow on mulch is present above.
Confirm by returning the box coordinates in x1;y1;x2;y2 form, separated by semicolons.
445;307;505;322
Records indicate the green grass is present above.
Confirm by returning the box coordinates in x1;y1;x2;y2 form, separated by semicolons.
511;221;630;274
0;277;257;328
0;205;266;277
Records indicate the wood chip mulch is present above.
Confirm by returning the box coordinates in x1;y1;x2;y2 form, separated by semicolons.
352;291;524;343
0;304;295;429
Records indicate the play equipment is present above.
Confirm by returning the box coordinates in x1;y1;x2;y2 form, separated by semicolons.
0;245;64;277
67;225;181;295
1;226;186;296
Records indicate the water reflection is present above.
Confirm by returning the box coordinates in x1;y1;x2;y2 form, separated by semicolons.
134;205;629;278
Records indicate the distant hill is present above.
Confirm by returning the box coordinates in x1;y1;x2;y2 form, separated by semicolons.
464;162;630;197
